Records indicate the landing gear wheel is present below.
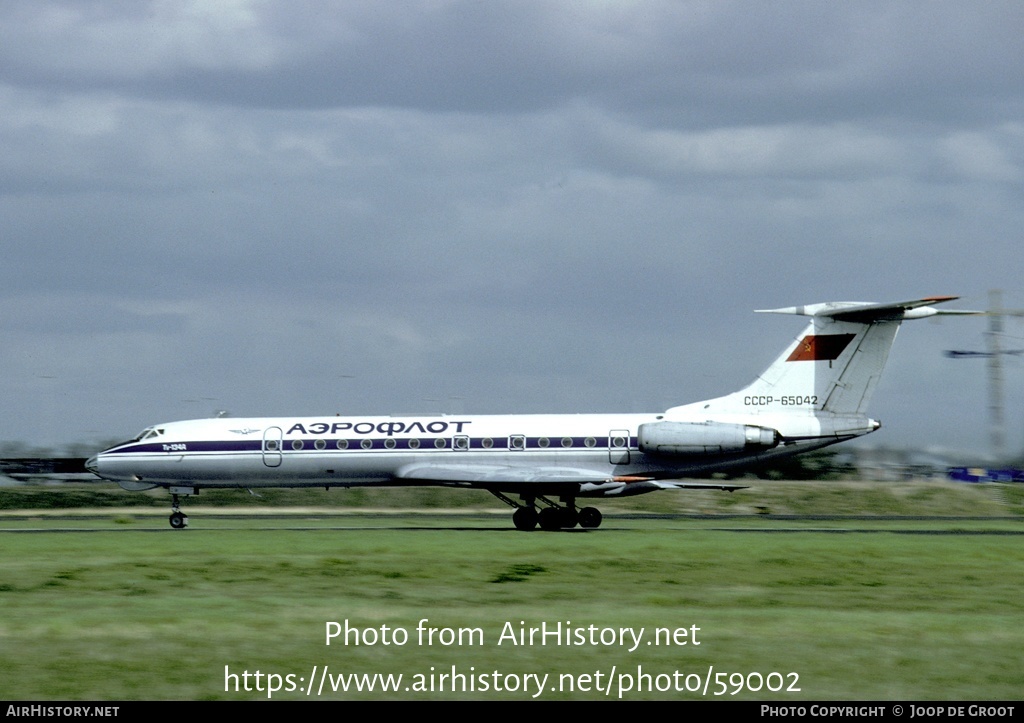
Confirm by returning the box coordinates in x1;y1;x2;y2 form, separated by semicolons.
512;507;538;531
169;511;188;529
560;507;580;529
538;506;563;531
578;507;602;529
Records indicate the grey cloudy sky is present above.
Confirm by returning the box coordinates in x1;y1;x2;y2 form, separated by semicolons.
2;1;1022;457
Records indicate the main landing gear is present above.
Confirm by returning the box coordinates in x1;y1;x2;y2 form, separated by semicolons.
492;492;602;531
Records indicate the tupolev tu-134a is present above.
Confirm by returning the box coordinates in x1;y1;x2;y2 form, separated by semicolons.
86;296;977;530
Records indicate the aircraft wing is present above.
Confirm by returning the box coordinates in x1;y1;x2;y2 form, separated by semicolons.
396;463;612;484
395;464;748;492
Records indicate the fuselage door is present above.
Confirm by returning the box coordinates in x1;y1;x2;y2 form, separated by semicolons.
262;426;283;468
609;429;630;464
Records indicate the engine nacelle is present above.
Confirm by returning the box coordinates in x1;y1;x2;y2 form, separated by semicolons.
637;421;780;456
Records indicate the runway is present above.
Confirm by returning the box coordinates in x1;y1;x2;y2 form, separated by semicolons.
2;511;1022;535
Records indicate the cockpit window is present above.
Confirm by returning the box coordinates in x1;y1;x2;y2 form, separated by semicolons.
117;427;163;447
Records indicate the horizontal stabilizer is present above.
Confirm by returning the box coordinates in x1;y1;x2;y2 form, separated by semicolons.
756;296;981;323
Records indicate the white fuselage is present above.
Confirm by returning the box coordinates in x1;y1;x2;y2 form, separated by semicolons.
88;409;855;497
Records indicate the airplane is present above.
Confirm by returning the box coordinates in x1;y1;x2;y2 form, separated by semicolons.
85;296;977;530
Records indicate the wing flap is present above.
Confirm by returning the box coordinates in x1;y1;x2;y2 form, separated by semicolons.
649;480;748;492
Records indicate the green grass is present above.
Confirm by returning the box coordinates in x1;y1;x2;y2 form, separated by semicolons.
1;518;1022;700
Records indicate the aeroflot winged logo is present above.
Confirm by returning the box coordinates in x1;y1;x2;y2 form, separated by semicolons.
785;334;856;362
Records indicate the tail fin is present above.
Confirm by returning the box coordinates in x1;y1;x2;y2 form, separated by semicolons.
740;310;897;417
672;297;977;422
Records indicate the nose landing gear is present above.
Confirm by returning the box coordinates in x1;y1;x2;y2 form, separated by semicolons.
167;488;195;529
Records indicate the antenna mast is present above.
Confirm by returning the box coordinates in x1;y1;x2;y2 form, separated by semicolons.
946;289;1024;461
